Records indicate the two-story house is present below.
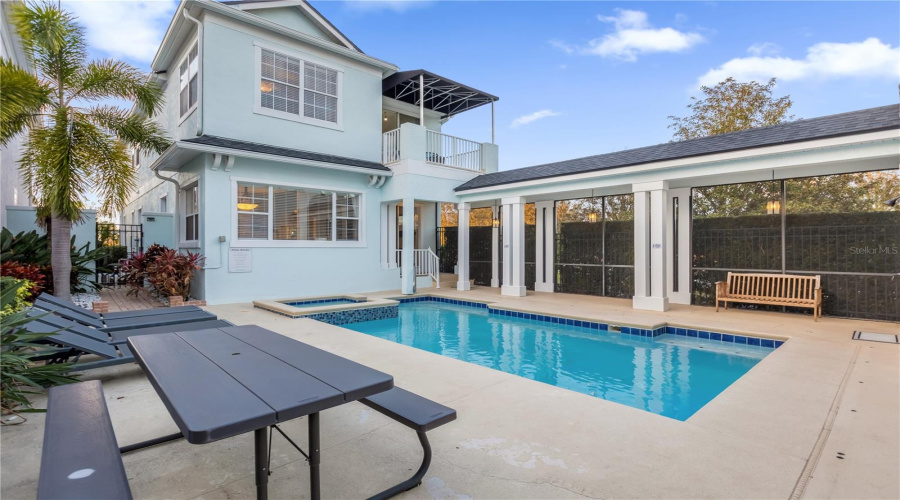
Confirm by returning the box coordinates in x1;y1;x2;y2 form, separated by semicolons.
125;0;498;304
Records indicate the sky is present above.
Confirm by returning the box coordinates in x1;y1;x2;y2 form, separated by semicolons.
62;0;900;172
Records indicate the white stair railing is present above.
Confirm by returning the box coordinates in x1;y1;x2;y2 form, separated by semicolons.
395;248;441;288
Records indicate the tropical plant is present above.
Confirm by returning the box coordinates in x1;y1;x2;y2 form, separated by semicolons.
2;2;171;301
0;280;78;420
121;245;205;300
668;77;794;141
0;263;46;300
0;228;104;294
0;277;34;318
145;249;205;300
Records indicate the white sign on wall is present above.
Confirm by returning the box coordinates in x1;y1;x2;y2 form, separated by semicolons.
229;248;252;273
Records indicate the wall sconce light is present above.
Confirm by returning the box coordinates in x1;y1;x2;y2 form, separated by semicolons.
766;199;781;215
492;217;500;228
588;212;598;223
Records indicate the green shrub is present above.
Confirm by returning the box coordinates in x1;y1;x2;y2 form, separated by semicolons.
0;277;33;318
0;228;103;294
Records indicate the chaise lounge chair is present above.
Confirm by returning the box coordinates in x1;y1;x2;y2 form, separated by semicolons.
33;295;217;332
24;311;234;371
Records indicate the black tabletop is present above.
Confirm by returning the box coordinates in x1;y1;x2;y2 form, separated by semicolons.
128;325;394;444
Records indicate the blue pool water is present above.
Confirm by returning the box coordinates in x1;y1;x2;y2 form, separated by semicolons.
284;298;359;308
344;301;775;420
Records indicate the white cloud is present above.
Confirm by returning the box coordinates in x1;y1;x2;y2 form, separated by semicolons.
511;110;561;129
549;39;575;55
699;37;900;86
343;0;432;14
63;0;176;64
747;42;781;57
552;9;704;62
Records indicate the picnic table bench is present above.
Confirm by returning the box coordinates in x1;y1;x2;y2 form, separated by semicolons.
716;272;822;320
37;327;458;499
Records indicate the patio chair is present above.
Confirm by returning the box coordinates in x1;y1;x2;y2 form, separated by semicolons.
32;297;217;332
28;309;234;345
36;292;204;319
25;316;136;371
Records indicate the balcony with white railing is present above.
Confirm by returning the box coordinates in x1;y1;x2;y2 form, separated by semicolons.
382;123;498;174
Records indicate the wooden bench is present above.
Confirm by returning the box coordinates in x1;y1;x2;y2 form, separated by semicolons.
38;380;132;499
360;387;457;500
716;272;822;321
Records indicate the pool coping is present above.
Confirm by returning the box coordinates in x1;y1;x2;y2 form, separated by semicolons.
389;294;788;347
253;294;398;318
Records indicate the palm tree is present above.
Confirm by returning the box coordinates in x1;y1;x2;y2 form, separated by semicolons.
1;2;171;300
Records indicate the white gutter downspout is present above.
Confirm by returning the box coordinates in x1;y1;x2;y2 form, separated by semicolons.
182;8;203;137
153;168;182;251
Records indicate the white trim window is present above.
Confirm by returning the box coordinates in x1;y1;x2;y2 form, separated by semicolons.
255;45;342;128
159;194;167;213
179;42;199;117
183;185;199;243
234;180;362;246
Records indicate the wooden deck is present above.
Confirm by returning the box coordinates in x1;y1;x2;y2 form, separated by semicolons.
98;287;164;312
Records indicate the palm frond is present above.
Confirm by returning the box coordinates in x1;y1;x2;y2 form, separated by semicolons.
86;105;171;155
19;107;88;221
0;58;52;146
70;59;165;116
12;1;86;96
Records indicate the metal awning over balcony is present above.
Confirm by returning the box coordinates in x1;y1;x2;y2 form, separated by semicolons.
382;70;498;118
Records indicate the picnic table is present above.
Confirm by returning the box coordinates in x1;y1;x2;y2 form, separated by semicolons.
127;325;394;500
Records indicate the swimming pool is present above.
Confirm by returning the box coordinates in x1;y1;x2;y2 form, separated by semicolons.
344;300;777;420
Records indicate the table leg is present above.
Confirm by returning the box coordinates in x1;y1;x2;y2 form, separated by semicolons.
255;427;269;500
309;412;321;500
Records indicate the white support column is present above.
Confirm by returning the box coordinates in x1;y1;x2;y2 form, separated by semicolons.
501;197;527;297
387;203;398;268
490;206;500;287
457;202;471;291
667;188;692;305
534;201;555;292
418;74;425;125
401;198;416;295
632;181;670;311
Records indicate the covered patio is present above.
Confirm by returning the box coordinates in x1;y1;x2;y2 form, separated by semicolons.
448;105;899;322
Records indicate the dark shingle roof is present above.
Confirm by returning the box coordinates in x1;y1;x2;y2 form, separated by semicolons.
183;135;390;172
456;104;899;192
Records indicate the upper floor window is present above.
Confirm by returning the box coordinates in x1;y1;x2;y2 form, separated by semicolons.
256;46;341;127
179;43;199;117
183;185;199;242
235;181;361;245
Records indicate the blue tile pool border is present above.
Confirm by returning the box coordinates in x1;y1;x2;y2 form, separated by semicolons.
253;303;398;323
389;296;785;348
283;297;366;307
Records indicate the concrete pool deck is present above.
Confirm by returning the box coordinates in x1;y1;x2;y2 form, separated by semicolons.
1;288;898;499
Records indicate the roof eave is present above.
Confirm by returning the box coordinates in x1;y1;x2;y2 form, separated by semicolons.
153;140;393;176
151;0;397;74
455;127;900;193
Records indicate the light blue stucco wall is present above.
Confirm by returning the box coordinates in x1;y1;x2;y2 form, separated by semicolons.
200;17;383;163
141;213;175;250
5;206;97;251
196;155;399;304
249;7;338;44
